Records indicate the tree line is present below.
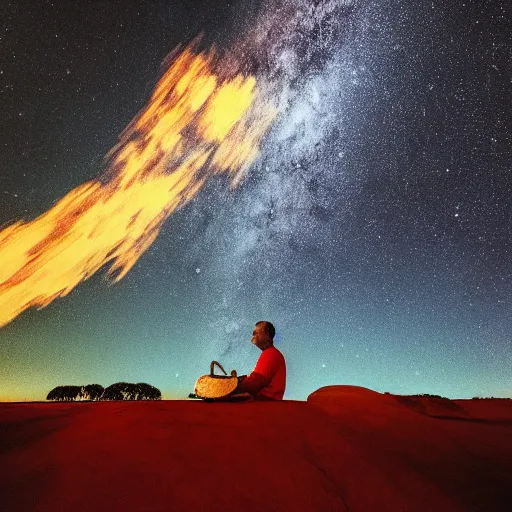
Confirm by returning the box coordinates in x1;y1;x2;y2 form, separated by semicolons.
46;382;161;401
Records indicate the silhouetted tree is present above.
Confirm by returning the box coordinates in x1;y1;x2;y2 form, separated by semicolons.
412;394;448;400
100;384;124;401
71;385;82;400
104;382;137;400
66;385;82;400
98;382;162;401
80;384;104;401
136;382;161;400
46;385;82;401
47;382;162;401
46;386;62;401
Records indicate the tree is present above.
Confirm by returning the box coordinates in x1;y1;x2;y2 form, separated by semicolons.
80;384;104;401
47;382;162;401
99;382;162;400
100;384;124;401
135;382;161;400
46;385;82;401
46;386;62;401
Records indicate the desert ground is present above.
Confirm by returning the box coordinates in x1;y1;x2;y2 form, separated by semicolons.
1;385;511;511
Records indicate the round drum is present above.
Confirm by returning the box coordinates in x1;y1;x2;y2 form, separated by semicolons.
194;360;238;399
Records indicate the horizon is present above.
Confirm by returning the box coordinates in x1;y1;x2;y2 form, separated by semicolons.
2;385;511;404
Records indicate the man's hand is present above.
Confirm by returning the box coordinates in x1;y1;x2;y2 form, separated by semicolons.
226;375;246;396
236;372;269;395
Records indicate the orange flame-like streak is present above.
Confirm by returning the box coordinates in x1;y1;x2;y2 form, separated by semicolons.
0;45;276;327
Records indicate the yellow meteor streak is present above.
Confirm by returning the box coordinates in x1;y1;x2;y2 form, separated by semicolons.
0;44;276;328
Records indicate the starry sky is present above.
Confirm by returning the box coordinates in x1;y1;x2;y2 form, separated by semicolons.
1;0;511;402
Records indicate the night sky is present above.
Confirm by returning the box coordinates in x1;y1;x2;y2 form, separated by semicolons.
1;0;511;402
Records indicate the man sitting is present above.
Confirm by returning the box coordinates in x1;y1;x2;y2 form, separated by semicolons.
234;321;286;401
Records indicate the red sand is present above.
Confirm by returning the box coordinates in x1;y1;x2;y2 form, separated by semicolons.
1;385;511;511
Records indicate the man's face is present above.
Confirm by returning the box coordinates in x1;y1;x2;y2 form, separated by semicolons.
251;323;270;347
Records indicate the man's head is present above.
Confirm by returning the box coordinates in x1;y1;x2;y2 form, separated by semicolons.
251;321;275;350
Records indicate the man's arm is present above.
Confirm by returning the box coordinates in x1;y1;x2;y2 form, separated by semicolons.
235;372;269;395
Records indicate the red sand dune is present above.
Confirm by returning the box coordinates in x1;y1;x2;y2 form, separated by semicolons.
1;385;511;511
